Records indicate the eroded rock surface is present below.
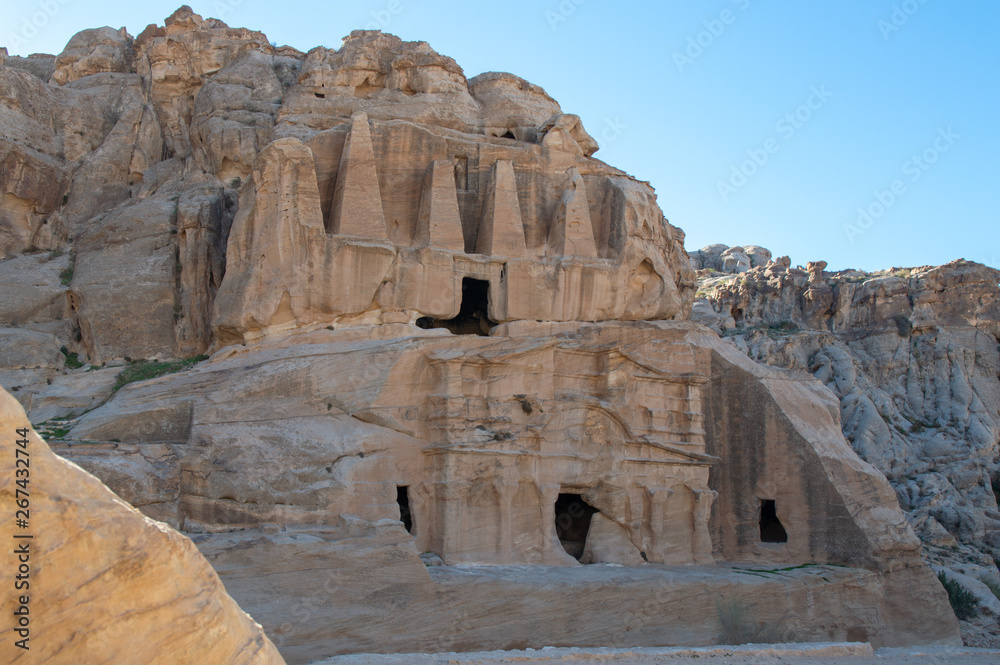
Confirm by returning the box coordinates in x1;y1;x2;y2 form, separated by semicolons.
1;6;693;369
694;250;1000;645
0;386;285;664
0;7;973;660
55;321;960;659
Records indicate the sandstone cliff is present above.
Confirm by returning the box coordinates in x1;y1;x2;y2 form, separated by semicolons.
0;5;693;366
692;246;1000;645
0;6;969;660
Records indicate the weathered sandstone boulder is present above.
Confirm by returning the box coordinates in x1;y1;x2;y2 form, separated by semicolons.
136;5;274;160
51;26;133;84
0;386;285;664
0;328;63;369
688;244;730;272
0;49;56;81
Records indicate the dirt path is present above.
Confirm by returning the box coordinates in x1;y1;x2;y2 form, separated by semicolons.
308;643;1000;665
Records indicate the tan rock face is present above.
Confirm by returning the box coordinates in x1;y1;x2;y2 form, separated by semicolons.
135;5;274;160
292;31;479;134
60;321;959;655
1;8;692;361
51;27;133;84
0;386;285;664
213;113;693;342
0;7;971;659
0;253;68;326
697;255;1000;645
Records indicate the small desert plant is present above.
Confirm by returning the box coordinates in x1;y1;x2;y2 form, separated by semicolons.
59;346;84;369
937;571;978;620
716;597;787;645
767;320;799;335
113;355;208;392
978;575;1000;602
894;314;913;337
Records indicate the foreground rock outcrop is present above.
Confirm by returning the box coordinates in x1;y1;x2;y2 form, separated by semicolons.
0;386;285;664
0;7;972;660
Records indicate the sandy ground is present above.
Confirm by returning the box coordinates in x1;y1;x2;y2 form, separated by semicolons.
308;643;1000;665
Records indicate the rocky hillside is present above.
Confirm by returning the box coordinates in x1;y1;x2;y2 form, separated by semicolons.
692;244;1000;644
0;5;983;659
0;5;693;372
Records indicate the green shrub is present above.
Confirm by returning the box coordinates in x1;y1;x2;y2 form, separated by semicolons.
59;266;74;286
59;346;84;369
716;597;787;645
978;575;1000;602
937;571;978;620
763;320;799;338
113;355;208;392
894;314;913;337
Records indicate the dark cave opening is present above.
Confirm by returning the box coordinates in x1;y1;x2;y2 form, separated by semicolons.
415;278;494;336
759;499;788;543
555;493;599;561
397;486;413;533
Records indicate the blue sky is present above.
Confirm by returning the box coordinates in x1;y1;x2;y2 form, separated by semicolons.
3;0;997;271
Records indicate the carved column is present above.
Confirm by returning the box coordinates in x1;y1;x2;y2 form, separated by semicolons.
647;487;673;564
538;483;563;564
410;481;431;553
692;488;718;565
496;479;518;563
438;479;469;564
